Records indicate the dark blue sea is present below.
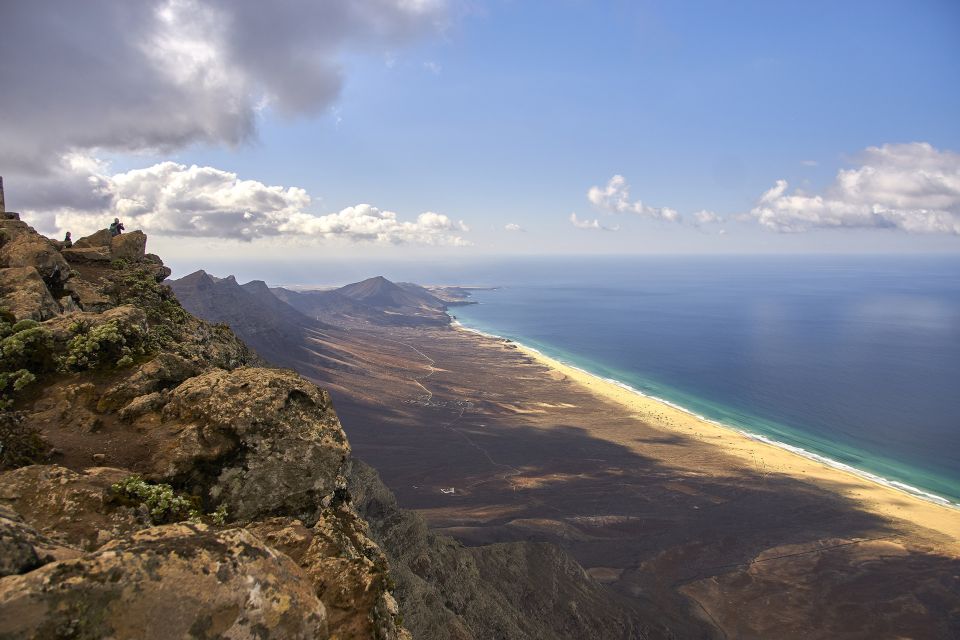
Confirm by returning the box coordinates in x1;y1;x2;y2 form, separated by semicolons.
443;255;960;506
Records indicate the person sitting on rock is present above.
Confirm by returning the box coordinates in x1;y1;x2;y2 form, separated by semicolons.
109;218;125;237
62;231;72;248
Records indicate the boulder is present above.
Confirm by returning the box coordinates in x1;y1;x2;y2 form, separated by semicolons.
156;367;351;523
63;277;113;312
98;352;199;411
0;523;329;639
0;465;149;551
0;225;70;288
0;505;80;577
57;295;81;314
72;228;113;248
111;230;147;261
141;252;173;281
0;266;60;321
61;245;112;264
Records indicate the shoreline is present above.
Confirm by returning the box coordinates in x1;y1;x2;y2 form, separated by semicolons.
451;321;960;549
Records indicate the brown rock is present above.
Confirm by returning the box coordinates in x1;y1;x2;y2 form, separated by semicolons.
98;352;199;412
72;228;113;248
0;266;60;321
110;230;147;261
248;511;410;640
0;221;70;287
156;367;351;523
61;245;112;264
0;505;80;577
57;295;81;314
63;276;114;312
143;252;173;282
0;523;329;639
305;506;409;639
0;465;149;551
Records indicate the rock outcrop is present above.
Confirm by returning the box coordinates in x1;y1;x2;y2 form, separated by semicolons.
0;222;411;638
0;524;329;640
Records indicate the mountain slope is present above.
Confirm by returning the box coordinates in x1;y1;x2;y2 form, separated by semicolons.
167;270;331;370
274;276;450;327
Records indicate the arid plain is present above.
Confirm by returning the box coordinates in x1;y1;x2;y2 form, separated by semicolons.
309;323;960;639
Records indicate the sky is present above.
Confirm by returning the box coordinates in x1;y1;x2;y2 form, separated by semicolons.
2;0;959;276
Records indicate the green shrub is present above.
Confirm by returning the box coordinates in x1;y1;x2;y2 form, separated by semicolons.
0;321;54;407
111;475;230;525
1;324;55;371
111;475;202;524
210;503;229;525
62;319;146;370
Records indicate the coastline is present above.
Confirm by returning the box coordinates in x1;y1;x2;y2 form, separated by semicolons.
452;321;960;550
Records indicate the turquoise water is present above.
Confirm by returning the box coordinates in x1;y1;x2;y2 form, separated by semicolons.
450;256;960;506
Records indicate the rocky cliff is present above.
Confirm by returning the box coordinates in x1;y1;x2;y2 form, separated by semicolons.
0;213;658;639
0;214;408;639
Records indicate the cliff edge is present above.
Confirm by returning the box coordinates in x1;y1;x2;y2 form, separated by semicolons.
0;213;662;639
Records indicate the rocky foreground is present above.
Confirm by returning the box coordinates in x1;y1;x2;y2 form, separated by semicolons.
0;213;658;638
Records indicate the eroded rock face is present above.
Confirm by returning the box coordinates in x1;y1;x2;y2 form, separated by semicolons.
63;276;113;312
61;245;112;264
157;367;351;523
110;230;147;261
0;465;149;551
72;228;113;248
0;266;60;320
0;506;80;577
0;220;70;289
249;509;410;640
0;523;329;640
98;352;199;412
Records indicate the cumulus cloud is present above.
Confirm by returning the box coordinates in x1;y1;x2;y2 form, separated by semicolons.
569;213;616;231
587;175;680;222
751;143;960;234
504;223;524;232
691;209;724;226
0;0;447;173
38;160;469;246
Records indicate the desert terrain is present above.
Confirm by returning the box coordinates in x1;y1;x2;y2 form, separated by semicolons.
314;323;960;639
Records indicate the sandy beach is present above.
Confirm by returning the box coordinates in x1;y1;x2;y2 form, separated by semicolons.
506;338;960;551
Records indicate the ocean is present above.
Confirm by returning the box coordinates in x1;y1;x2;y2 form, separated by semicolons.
447;255;960;507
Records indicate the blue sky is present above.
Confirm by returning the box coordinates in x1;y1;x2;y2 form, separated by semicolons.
4;0;960;266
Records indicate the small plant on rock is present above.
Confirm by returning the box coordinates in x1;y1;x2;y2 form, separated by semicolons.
111;475;202;524
111;475;230;525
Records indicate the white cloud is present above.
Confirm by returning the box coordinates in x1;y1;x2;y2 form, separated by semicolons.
569;212;616;231
0;0;448;174
37;160;470;246
504;223;524;232
587;175;681;222
691;209;724;226
569;213;599;229
751;143;960;234
423;61;443;75
800;160;818;167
